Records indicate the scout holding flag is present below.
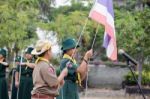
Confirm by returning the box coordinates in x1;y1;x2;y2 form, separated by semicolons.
56;38;93;99
15;47;36;99
0;48;9;99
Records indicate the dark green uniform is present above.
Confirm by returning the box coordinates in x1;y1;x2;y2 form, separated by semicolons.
0;63;9;99
10;68;17;99
57;58;79;99
16;58;34;99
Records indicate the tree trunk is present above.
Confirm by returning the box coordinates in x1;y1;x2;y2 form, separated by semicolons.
136;0;144;10
137;52;144;87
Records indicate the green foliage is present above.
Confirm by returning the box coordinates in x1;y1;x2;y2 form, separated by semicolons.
47;3;106;55
115;7;150;62
124;70;150;86
46;1;150;61
50;3;90;20
0;0;39;49
0;0;149;63
0;0;55;62
124;71;138;85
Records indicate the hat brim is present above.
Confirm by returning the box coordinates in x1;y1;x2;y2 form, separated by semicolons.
61;45;80;51
31;49;46;55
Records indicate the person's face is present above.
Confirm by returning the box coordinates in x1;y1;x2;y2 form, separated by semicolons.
25;53;33;60
47;48;52;60
67;48;78;56
0;54;4;59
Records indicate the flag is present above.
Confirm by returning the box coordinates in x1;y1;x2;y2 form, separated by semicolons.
89;0;117;61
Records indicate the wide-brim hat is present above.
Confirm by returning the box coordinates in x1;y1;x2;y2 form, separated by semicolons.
32;40;51;55
61;38;79;51
0;48;6;58
25;47;34;54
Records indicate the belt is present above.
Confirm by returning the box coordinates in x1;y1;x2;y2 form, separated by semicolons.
64;78;76;82
32;94;54;99
21;74;32;77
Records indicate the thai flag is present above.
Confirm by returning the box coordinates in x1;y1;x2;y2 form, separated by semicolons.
89;0;117;61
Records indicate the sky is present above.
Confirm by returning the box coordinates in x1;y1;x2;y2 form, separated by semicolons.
36;28;60;56
54;0;71;7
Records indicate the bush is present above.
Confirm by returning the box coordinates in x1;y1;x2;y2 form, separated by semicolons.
124;70;150;86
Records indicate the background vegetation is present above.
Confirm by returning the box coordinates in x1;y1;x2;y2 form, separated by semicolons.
0;0;150;85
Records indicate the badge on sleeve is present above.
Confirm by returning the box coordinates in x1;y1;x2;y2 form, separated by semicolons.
66;61;73;68
48;67;54;74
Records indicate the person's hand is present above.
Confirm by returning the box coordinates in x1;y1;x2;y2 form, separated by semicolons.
15;81;19;88
61;67;68;77
60;80;65;86
20;62;26;66
84;49;93;60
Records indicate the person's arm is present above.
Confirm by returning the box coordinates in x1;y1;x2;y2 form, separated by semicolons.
15;71;19;88
57;68;68;85
25;63;36;68
15;65;20;88
76;49;93;80
0;62;9;67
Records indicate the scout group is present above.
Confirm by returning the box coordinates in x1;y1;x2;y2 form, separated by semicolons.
0;38;93;99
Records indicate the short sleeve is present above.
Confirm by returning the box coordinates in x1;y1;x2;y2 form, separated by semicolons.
40;63;59;87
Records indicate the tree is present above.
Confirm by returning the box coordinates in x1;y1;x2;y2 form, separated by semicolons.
0;0;46;61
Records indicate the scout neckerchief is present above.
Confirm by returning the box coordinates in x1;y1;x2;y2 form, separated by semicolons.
35;57;49;64
25;59;30;70
63;54;76;64
63;54;82;86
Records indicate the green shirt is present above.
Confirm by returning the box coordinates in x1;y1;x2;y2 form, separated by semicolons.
0;63;6;77
60;58;78;82
16;58;35;77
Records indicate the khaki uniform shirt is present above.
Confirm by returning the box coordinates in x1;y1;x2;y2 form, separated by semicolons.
31;61;59;96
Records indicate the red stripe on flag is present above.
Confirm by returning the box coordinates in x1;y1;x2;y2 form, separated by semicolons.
89;11;106;26
90;11;115;38
110;40;117;61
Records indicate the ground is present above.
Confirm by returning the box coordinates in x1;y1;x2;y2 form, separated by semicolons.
9;88;150;99
80;88;150;99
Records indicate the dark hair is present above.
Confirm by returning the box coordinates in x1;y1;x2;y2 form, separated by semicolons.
62;50;67;55
62;48;74;55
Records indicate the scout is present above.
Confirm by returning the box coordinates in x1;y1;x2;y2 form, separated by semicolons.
0;48;9;99
10;56;21;99
31;40;68;99
57;38;93;99
15;47;35;99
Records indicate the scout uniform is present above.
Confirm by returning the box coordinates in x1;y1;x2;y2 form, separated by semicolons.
16;47;34;99
57;38;81;99
0;48;9;99
31;40;59;99
10;68;17;99
10;56;21;99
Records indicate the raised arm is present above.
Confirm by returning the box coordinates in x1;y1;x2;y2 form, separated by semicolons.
76;49;93;80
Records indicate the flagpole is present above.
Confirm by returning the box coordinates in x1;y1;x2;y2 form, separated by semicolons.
72;0;97;58
84;24;99;98
10;53;16;99
91;25;99;49
72;18;89;58
16;50;24;99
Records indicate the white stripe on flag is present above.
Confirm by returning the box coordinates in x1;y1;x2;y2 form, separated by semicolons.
89;3;115;28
